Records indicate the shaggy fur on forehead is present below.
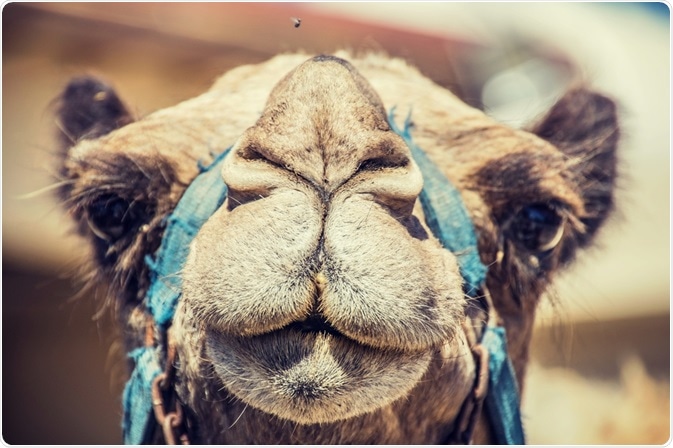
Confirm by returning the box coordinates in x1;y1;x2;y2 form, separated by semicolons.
55;51;619;444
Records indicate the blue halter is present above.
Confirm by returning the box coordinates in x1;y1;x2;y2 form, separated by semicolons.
388;109;525;445
122;149;231;444
122;111;525;445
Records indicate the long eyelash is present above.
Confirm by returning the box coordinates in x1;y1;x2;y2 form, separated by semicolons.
59;182;129;210
15;180;77;200
125;152;152;181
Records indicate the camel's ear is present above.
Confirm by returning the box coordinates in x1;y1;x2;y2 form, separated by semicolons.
57;76;134;152
530;87;619;247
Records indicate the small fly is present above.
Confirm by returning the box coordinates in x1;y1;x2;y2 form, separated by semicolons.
291;17;301;28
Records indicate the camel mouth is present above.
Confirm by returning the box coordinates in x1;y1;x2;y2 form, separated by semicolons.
204;323;434;424
285;313;344;338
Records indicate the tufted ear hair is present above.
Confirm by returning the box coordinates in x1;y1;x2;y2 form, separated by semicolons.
56;76;134;154
529;86;620;248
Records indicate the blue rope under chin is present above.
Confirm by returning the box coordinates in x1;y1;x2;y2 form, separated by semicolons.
122;110;526;445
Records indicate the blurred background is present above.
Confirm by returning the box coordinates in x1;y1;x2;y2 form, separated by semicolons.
2;2;669;444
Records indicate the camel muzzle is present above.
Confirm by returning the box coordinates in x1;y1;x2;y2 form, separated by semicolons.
122;109;526;445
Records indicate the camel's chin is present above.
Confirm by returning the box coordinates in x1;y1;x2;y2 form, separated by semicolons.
205;328;433;424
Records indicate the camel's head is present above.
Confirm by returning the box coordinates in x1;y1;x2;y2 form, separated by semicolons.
56;54;619;443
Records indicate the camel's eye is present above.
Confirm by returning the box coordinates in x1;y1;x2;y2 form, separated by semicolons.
509;203;565;252
86;194;142;241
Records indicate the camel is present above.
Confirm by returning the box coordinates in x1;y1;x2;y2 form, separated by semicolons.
55;51;619;444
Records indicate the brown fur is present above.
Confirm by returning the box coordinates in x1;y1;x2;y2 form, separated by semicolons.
56;51;619;443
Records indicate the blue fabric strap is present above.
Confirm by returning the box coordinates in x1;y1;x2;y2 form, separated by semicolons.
389;109;525;445
387;108;487;297
145;149;231;328
122;346;162;445
482;326;526;445
122;149;230;445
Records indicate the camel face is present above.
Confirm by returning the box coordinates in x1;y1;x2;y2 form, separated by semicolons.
56;52;618;443
178;56;465;424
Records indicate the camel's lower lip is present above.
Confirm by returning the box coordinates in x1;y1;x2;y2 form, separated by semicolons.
204;326;433;424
